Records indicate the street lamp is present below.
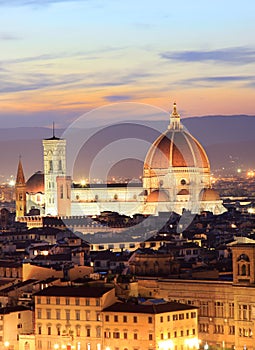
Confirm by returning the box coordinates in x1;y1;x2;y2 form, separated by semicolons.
204;342;209;350
4;341;10;350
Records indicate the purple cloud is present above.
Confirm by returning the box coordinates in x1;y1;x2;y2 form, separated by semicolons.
104;95;133;102
161;47;255;65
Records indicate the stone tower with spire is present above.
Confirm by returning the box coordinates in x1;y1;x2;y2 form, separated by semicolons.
42;123;67;216
15;157;26;218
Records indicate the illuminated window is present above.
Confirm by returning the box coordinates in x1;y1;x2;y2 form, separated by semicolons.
75;298;80;306
37;309;41;319
76;326;81;337
46;297;50;305
200;301;209;316
229;326;235;335
56;309;61;320
214;301;224;317
76;310;80;321
96;327;101;338
229;303;234;318
65;298;70;305
66;310;70;321
56;297;60;305
46;309;51;319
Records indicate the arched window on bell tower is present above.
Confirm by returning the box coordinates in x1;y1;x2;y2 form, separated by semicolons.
237;254;250;281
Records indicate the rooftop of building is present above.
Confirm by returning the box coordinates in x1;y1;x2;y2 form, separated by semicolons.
103;300;197;314
34;284;114;297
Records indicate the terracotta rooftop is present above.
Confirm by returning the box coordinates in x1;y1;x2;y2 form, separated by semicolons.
103;301;197;314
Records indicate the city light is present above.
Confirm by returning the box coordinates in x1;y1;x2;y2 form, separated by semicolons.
184;337;200;349
158;340;174;350
80;179;87;186
247;170;255;178
9;179;15;186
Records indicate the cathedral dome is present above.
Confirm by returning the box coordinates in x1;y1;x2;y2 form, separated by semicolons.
200;188;220;201
146;189;169;202
144;103;210;170
26;171;44;194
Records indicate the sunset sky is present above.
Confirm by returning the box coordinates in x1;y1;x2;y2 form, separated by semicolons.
0;0;255;128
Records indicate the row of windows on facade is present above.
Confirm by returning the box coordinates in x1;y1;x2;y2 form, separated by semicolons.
199;324;235;335
37;309;196;322
37;297;101;306
37;326;196;340
199;324;253;337
75;194;138;201
38;325;101;337
37;309;101;321
104;329;196;340
175;299;251;320
105;312;196;323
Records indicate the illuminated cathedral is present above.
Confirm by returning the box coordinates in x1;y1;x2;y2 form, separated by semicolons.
16;103;226;219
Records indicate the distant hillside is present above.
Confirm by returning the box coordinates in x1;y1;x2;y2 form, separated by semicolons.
0;115;254;181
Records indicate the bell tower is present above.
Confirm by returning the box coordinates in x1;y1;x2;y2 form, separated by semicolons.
231;240;255;285
15;157;26;218
43;124;66;216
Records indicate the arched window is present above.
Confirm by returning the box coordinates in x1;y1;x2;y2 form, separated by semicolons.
241;264;247;276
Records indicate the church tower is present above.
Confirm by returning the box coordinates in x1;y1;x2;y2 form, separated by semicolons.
15;157;26;218
42;125;66;216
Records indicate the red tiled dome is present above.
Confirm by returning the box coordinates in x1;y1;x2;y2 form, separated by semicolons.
146;190;169;202
144;129;209;170
26;171;44;193
200;188;220;201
